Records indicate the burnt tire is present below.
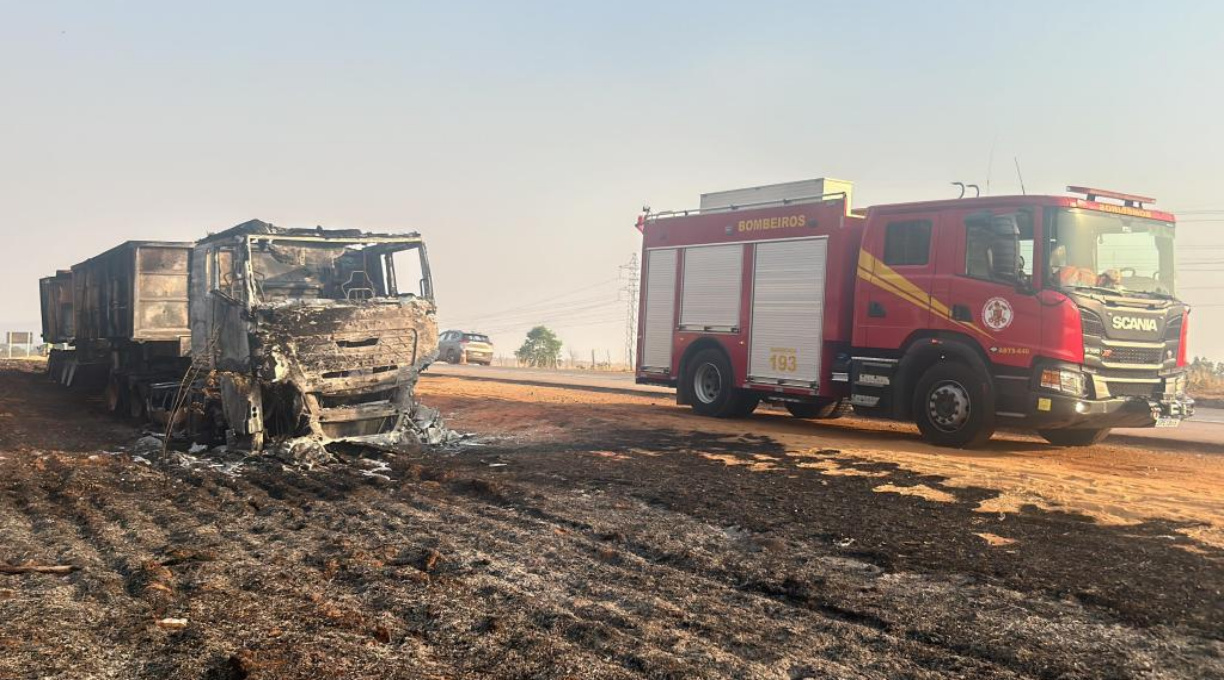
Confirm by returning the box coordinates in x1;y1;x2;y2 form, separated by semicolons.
1038;428;1111;447
104;375;128;414
913;361;996;448
45;352;60;380
686;348;755;418
786;399;847;420
128;384;148;422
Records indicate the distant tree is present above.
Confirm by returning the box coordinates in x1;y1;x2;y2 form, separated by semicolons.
516;326;563;368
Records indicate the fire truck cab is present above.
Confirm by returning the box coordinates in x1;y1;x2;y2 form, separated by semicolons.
635;179;1193;448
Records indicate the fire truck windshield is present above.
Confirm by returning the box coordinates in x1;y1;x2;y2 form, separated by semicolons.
1046;208;1176;297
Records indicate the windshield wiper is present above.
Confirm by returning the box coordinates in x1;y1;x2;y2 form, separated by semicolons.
1069;285;1175;302
1068;284;1123;297
1126;289;1174;300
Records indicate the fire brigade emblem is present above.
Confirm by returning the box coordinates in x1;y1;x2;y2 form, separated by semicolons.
982;297;1014;331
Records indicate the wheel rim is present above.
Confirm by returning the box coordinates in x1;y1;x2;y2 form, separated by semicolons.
693;363;723;404
927;380;971;432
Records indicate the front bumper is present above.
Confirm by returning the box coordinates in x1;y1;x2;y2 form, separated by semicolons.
1025;391;1195;429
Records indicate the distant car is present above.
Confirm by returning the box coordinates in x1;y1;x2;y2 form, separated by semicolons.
439;330;494;365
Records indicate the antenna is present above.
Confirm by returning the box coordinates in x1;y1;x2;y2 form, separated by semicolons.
1013;157;1027;195
953;182;966;199
985;135;998;196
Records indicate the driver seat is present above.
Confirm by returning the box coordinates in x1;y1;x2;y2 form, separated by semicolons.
342;271;375;301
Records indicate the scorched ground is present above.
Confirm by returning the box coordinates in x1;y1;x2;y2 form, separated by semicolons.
0;360;1220;679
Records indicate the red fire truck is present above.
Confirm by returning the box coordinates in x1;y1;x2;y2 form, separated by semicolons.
634;178;1193;448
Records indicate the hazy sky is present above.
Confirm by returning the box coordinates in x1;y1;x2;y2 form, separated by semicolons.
3;2;1223;359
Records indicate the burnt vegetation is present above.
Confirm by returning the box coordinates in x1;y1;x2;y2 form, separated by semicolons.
0;362;1220;679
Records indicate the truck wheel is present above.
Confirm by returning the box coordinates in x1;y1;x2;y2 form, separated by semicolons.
128;384;148;422
732;392;761;418
687;348;755;418
1038;428;1111;447
913;362;995;448
104;375;128;414
786;399;847;420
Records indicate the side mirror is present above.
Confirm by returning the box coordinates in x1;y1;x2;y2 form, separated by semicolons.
1014;254;1033;294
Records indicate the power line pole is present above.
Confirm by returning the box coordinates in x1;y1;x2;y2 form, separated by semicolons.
619;253;640;369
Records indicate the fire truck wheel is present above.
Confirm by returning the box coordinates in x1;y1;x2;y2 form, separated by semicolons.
1037;428;1111;446
687;348;754;418
786;399;846;419
913;362;996;448
732;392;760;418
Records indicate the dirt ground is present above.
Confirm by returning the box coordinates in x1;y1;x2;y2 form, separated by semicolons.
0;360;1221;679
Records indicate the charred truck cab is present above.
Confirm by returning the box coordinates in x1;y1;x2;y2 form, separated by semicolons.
635;180;1192;448
189;220;438;450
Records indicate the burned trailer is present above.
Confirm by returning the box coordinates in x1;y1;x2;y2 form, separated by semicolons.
62;241;194;417
187;219;438;450
39;270;75;381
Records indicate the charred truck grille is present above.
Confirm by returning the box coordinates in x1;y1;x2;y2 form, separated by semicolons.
318;408;401;439
259;300;438;444
303;328;425;440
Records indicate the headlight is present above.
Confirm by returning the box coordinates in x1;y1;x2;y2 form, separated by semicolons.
1040;368;1086;396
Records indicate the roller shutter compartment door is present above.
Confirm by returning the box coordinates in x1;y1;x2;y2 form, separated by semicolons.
641;249;678;372
748;238;827;386
680;243;743;332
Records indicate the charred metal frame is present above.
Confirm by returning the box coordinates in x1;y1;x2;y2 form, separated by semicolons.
189;220;438;450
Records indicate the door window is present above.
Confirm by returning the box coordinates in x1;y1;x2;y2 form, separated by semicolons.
389;247;427;297
964;211;1034;287
212;247;241;298
882;220;932;266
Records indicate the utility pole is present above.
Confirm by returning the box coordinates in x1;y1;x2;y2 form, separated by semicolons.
619;253;640;369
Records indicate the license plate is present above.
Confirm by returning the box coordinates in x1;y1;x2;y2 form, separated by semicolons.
1155;416;1181;429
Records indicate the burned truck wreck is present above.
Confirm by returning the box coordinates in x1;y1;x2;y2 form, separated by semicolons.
185;220;440;450
40;219;442;454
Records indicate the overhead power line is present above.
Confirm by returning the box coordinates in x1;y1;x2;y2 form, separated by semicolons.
444;294;621;329
444;277;620;330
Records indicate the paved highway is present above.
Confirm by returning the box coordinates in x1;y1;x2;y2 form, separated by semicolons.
424;362;1221;449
